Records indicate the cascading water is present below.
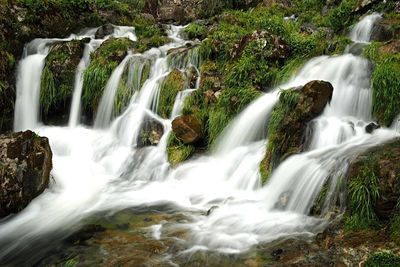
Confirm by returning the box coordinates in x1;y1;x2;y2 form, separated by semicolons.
1;14;399;264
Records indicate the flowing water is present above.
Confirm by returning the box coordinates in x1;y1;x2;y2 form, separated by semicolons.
1;14;399;265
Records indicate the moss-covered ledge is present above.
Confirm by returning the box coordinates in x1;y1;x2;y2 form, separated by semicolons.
157;69;186;119
82;38;134;117
260;80;334;183
40;40;86;123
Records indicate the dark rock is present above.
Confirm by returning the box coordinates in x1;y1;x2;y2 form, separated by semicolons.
302;80;334;116
371;19;397;42
138;116;164;147
172;115;203;144
0;131;52;218
354;0;379;12
95;24;114;39
365;122;380;134
204;90;217;105
186;66;198;88
206;205;219;216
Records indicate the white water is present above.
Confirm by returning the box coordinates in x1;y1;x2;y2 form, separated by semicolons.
94;54;133;129
2;14;398;263
350;12;382;43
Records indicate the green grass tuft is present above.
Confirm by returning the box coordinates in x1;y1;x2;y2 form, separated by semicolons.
365;252;400;267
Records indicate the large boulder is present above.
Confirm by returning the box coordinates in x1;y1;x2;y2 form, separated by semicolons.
0;131;52;218
260;80;334;182
371;17;400;42
171;115;203;144
137;116;164;147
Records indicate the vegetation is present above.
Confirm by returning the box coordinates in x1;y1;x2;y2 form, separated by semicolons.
183;23;207;40
365;252;400;267
167;133;195;166
82;38;134;113
40;41;84;116
345;157;380;231
157;69;185;119
260;89;300;182
364;42;400;127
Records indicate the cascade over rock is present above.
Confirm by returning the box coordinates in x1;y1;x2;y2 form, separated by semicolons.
0;131;52;218
172;114;203;144
260;80;334;181
138;116;164;147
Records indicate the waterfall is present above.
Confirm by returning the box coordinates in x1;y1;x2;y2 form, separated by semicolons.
349;12;382;43
2;13;398;263
94;54;133;129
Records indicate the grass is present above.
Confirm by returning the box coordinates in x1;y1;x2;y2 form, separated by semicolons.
365;252;400;267
345;157;380;231
157;69;185;119
82;38;133;113
167;133;195;166
183;23;207;40
364;42;400;127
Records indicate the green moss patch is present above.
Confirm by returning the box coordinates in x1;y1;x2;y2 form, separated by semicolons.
157;69;186;119
82;38;134;115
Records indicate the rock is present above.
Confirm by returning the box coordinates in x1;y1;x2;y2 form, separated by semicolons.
0;131;52;218
158;0;186;24
371;18;399;42
138;116;164;147
365;122;380;134
95;24;114;39
354;0;379;12
172;115;203;144
186;66;198;88
380;40;400;55
260;80;334;182
231;30;290;61
199;62;223;92
204;90;217;104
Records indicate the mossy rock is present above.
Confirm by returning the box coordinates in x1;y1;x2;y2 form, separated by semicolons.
166;132;195;167
157;69;185;119
114;57;151;117
82;38;134;118
365;252;400;267
260;80;333;183
40;40;85;123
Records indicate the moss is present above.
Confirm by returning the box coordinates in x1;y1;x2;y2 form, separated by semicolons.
364;42;400;127
390;214;400;243
82;38;134;114
274;57;306;85
40;40;84;112
167;133;195;166
157;69;185;119
260;89;300;183
183;23;207;40
365;252;400;267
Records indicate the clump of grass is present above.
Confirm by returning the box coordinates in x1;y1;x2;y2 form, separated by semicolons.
82;38;133;113
157;69;185;119
345;157;380;231
183;23;207;40
167;132;195;166
365;252;400;267
364;42;400;127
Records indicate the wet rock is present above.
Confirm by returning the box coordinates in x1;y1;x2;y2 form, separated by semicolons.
0;131;52;218
172;115;203;144
371;18;399;42
365;122;380;133
138;116;164;147
260;80;334;182
95;24;114;39
186;66;198;88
